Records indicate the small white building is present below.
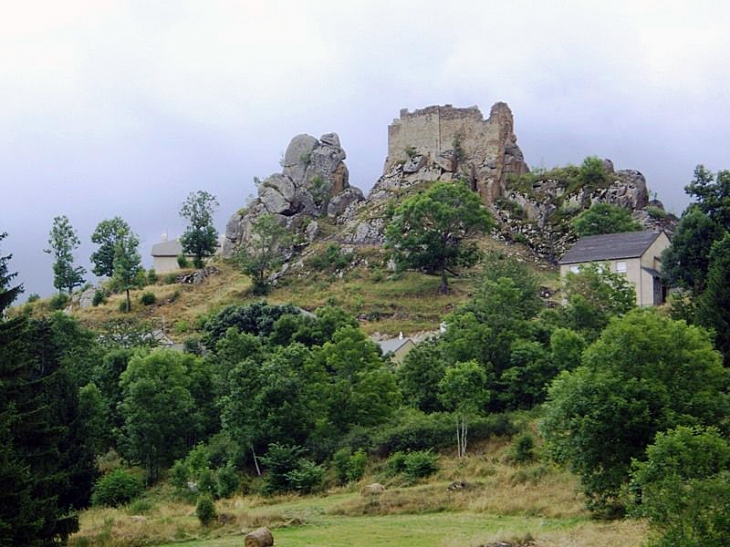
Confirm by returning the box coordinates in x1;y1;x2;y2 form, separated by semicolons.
150;237;195;274
559;230;670;306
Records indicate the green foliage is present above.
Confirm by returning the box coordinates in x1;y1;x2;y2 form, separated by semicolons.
0;316;98;545
646;205;667;220
307;244;352;272
509;433;536;464
439;360;490;457
578;156;609;188
696;233;730;366
541;308;729;515
386;181;494;293
260;443;307;495
177;254;189;269
26;293;39;303
92;288;106;306
387;451;408;476
402;450;439;482
286;459;325;494
685;164;730;230
204;301;299;347
90;217;132;278
45;215;86;294
118;350;200;483
216;464;240;498
661;207;725;292
561;263;636;341
630;426;730;547
0;232;23;315
236;214;292;295
195;494;217;526
146;268;158;284
180;190;219;268
139;291;157;306
397;337;446;413
50;292;70;310
333;448;367;484
91;469;144;507
571;203;641;237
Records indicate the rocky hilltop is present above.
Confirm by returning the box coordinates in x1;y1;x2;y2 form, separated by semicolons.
222;101;675;267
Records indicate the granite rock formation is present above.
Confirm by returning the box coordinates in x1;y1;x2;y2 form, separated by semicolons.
221;133;364;257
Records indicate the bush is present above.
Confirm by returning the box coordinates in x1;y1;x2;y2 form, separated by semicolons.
195;494;217;526
118;300;131;312
164;273;178;284
509;432;536;464
27;293;40;303
177;254;189;269
386;451;407;477
286;459;325;494
139;291;156;306
92;289;107;307
308;244;352;272
91;469;145;507
217;465;240;498
357;409;516;457
333;448;367;484
147;269;158;284
50;293;69;310
403;450;439;482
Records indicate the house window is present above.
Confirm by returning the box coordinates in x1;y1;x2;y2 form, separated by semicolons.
616;261;627;274
570;265;580;273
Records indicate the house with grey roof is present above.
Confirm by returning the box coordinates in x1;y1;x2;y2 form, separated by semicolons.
376;334;416;364
559;230;670;306
151;237;195;273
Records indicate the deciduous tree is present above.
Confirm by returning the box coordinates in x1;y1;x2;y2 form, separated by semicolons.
236;214;291;295
180;190;219;268
541;308;728;515
45;215;86;294
386;181;493;293
90;216;131;277
571;202;642;237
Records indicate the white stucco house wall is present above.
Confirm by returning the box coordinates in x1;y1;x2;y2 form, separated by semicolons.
150;238;195;274
559;230;670;307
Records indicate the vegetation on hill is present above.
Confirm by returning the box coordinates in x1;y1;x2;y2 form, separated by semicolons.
1;162;729;547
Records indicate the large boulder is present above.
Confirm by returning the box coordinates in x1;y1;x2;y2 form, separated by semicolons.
221;132;364;257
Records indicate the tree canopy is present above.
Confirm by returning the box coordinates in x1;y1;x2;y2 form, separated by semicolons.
571;202;642;237
90;216;132;278
0;232;23;316
45;215;86;294
236;214;291;295
180;190;219;268
541;308;728;515
386;181;494;293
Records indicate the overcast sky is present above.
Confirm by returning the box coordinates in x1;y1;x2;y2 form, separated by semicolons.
1;0;729;299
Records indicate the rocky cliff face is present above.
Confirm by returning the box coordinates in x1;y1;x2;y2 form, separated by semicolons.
222;103;676;266
221;132;364;257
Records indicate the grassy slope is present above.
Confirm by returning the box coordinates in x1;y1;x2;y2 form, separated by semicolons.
72;439;648;547
62;236;559;339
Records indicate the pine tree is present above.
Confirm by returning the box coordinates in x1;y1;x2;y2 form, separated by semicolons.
0;232;23;316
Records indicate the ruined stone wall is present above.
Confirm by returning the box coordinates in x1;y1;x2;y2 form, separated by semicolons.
385;104;505;172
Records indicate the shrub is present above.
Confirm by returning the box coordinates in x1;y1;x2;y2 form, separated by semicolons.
128;498;154;514
146;269;158;284
333;448;367;484
286;459;325;494
403;450;439;482
118;300;131;312
510;432;536;464
183;336;202;355
386;451;407;477
177;254;189;269
308;244;352;272
216;465;240;498
195;494;217;526
91;469;145;507
27;293;40;303
646;205;668;220
92;289;107;306
50;293;69;310
139;291;156;306
346;449;367;482
164;273;178;284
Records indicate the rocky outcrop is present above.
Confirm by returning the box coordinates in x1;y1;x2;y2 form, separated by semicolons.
221;133;364;257
494;163;676;260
